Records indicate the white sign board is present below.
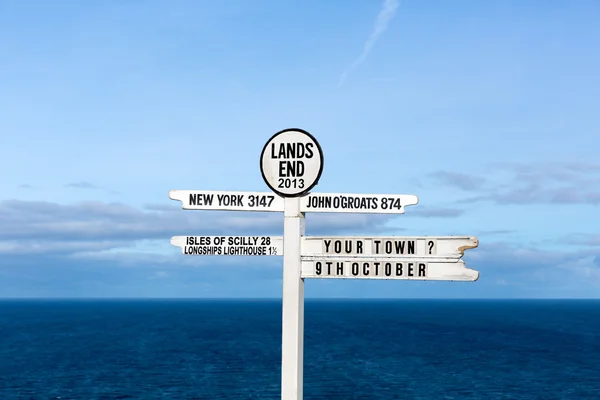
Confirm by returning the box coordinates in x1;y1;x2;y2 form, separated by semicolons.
260;128;324;197
301;259;478;281
171;236;284;256
169;190;284;212
301;236;478;258
300;193;418;214
168;127;481;400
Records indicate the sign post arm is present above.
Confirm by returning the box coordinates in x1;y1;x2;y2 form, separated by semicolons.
281;197;305;400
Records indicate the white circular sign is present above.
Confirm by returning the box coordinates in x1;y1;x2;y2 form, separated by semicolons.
260;128;324;198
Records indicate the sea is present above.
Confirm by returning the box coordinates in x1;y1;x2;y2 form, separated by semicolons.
0;299;599;399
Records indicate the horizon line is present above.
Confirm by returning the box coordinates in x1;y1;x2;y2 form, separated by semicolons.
0;297;598;301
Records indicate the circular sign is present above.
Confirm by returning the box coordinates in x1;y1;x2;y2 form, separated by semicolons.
260;128;324;198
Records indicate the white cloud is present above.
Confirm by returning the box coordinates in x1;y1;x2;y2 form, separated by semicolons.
338;0;399;87
424;162;600;205
0;199;400;257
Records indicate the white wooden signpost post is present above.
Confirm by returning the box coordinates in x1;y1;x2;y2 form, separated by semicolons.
169;128;480;400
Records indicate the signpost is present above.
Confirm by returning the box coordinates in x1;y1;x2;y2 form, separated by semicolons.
300;235;478;258
300;259;478;281
300;193;419;213
170;236;284;256
169;128;480;400
169;190;284;212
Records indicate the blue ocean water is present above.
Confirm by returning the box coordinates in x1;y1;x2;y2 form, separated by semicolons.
0;299;599;399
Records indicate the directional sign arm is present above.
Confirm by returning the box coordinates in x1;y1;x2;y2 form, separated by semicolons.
300;193;419;214
171;236;284;256
300;236;478;258
301;259;479;281
169;190;285;212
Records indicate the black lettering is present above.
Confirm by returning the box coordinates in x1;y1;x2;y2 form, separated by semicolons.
385;262;392;276
189;193;213;206
363;262;369;275
297;143;305;158
385;240;392;254
216;194;241;206
418;263;427;277
407;263;414;277
187;236;210;245
394;240;416;255
184;245;225;255
373;262;380;275
296;161;304;177
395;241;404;254
396;263;403;276
345;240;352;254
286;143;295;158
278;160;305;178
316;262;322;275
305;142;314;158
324;240;331;253
333;196;340;208
374;240;381;254
334;240;341;254
356;241;363;254
351;262;359;276
326;262;332;275
336;262;344;275
273;142;316;159
278;143;286;158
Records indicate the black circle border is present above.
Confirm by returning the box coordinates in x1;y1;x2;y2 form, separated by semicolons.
259;128;324;198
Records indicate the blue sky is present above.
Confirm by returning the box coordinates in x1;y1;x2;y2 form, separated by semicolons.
1;0;599;298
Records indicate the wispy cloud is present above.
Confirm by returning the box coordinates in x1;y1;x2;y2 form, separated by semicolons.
561;233;600;247
428;171;486;192
0;199;401;257
17;184;33;189
423;162;600;205
404;205;465;218
466;241;600;287
337;0;399;87
65;181;97;189
476;229;514;236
